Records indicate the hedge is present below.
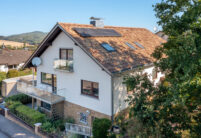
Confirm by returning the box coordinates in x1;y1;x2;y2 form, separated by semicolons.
7;69;19;78
92;118;112;138
7;101;46;126
15;104;46;126
5;94;32;104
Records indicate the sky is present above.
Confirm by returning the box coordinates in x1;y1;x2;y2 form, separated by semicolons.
0;0;161;36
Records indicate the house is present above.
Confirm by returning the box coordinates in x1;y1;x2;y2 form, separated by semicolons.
0;49;32;72
155;31;168;41
17;18;165;136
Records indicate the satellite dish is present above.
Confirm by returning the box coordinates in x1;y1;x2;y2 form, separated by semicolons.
153;26;158;33
32;57;42;67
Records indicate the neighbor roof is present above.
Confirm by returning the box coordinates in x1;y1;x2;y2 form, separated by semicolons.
24;22;166;75
0;49;32;66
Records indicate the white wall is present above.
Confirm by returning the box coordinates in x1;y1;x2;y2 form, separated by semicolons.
0;65;8;72
37;32;112;116
113;66;164;114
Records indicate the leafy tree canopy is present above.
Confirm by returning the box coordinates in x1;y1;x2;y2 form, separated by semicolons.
121;0;201;137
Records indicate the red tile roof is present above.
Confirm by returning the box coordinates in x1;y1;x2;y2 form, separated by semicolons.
58;23;166;73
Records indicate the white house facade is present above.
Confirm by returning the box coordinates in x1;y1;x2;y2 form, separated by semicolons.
17;19;165;136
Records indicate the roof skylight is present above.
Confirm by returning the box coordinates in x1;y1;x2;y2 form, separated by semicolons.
125;42;136;50
134;42;145;49
101;43;115;52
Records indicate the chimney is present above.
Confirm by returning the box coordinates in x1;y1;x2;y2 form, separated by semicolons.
90;17;104;28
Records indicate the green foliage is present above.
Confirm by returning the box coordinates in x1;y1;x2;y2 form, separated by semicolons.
41;118;67;134
0;72;6;82
0;72;6;95
41;121;55;133
65;116;75;124
19;68;32;76
7;69;19;78
120;1;201;137
5;94;32;104
15;105;46;126
6;101;46;126
92;118;112;138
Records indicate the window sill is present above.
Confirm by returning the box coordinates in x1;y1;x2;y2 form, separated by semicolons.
80;94;99;100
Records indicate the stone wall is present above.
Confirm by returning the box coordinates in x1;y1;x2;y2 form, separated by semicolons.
64;101;111;127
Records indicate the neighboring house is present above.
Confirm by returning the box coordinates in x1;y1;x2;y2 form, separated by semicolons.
0;49;32;72
155;31;168;41
18;18;165;136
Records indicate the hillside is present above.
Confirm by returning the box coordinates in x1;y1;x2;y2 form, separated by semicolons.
0;40;33;48
0;31;47;45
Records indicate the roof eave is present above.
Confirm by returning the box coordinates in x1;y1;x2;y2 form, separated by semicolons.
23;23;61;69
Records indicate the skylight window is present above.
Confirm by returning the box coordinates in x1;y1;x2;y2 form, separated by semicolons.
134;42;145;49
125;42;136;50
101;43;115;52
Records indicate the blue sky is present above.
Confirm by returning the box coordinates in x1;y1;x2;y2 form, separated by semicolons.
0;0;161;36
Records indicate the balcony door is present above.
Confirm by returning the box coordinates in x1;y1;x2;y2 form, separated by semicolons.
41;72;57;93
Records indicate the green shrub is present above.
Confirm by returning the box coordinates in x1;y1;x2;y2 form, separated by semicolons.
6;101;46;126
19;69;32;76
15;105;46;126
0;72;6;96
92;118;112;138
41;121;56;133
7;101;22;113
5;94;32;104
65;116;75;124
7;69;19;78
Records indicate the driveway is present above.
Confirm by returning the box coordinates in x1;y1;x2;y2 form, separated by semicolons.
0;115;40;138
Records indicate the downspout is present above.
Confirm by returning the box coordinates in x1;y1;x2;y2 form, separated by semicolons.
111;76;114;123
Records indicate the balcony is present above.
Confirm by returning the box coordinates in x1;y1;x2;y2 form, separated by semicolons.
65;123;92;137
53;59;73;72
17;80;65;105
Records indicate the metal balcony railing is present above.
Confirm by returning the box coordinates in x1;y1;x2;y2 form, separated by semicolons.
53;59;73;72
17;80;65;104
65;123;92;137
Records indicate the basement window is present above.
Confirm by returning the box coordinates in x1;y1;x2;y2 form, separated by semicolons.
41;101;51;111
125;42;136;50
134;42;145;49
101;43;115;52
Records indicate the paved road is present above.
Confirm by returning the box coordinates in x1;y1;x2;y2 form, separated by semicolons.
0;115;40;138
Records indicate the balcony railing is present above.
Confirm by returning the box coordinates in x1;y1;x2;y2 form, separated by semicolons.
53;59;73;72
17;80;65;104
65;123;92;137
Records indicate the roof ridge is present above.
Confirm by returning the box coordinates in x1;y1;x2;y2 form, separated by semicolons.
58;22;148;30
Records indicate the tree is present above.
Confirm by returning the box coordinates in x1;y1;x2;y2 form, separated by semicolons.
92;118;112;138
122;0;201;137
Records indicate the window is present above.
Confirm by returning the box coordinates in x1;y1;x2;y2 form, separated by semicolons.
81;80;99;98
134;42;145;49
41;72;57;89
125;42;136;50
41;101;51;110
60;49;73;60
80;112;88;125
152;68;158;80
101;43;115;52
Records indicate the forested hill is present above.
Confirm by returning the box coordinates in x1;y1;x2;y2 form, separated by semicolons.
0;31;47;45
